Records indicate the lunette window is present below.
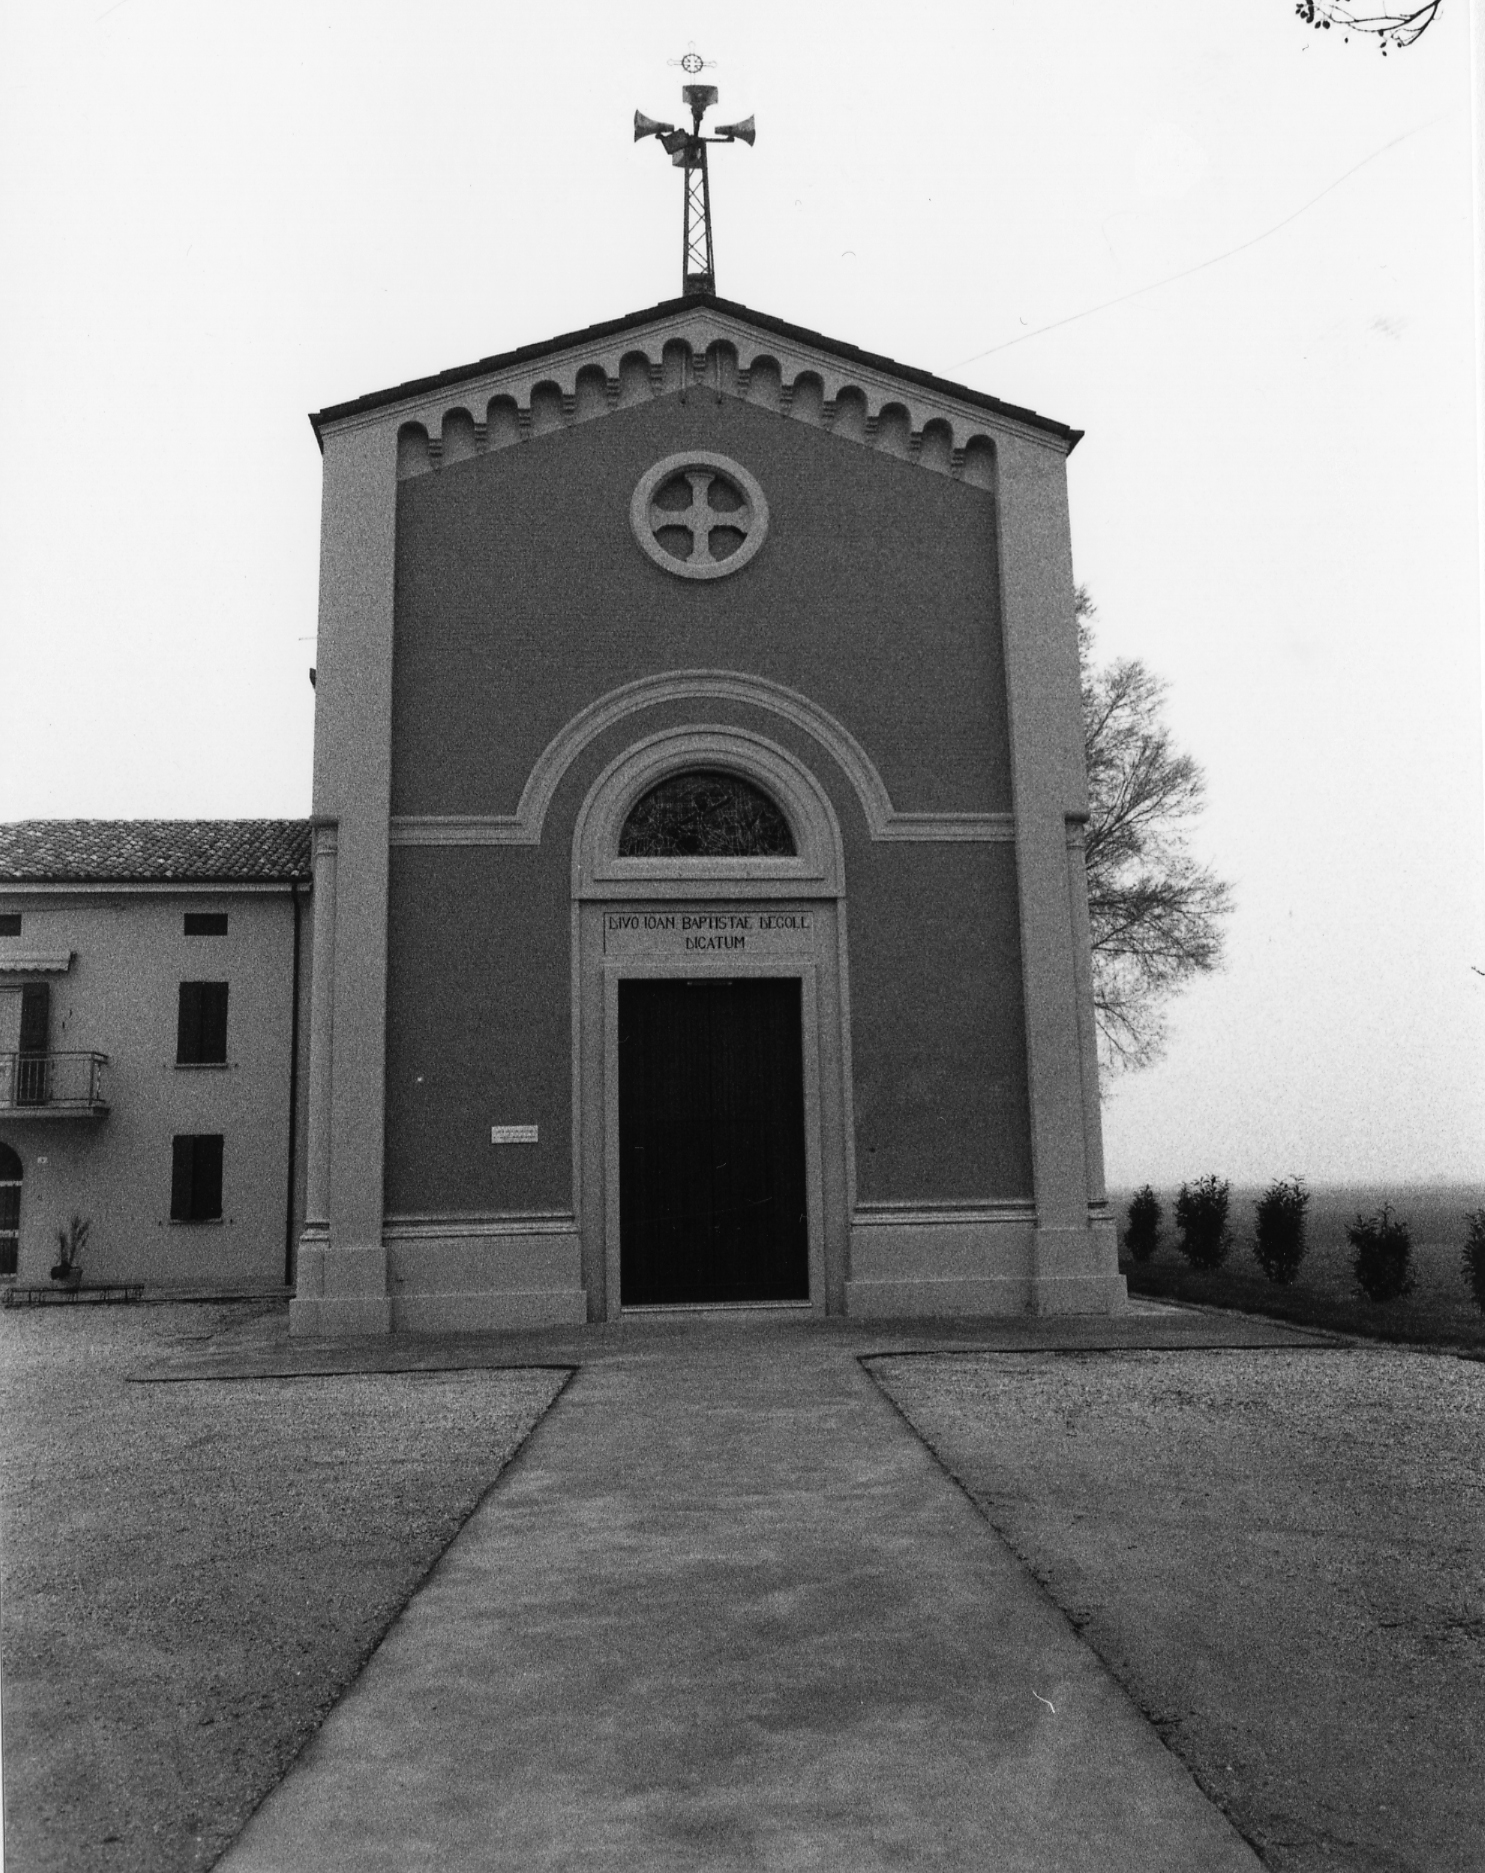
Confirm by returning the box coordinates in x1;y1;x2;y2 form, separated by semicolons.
619;771;796;858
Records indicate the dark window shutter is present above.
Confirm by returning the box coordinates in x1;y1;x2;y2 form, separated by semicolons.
184;913;228;936
170;1137;194;1220
195;1136;224;1219
171;1136;223;1220
200;984;228;1063
19;984;49;1054
177;983;227;1064
0;1143;22;1273
177;983;203;1064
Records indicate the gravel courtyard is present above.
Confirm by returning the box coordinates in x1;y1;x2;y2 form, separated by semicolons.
870;1346;1485;1873
4;1309;1482;1873
0;1303;568;1873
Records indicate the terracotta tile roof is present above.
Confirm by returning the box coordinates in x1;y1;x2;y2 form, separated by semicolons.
0;821;313;883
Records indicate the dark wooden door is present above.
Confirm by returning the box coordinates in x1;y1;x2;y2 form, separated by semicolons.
619;977;809;1306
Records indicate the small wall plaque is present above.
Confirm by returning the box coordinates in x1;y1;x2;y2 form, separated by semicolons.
490;1124;539;1145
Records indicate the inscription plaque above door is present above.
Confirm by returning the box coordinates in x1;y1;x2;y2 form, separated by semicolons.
605;911;815;957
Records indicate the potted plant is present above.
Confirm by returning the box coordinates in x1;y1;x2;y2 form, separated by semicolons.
50;1214;90;1288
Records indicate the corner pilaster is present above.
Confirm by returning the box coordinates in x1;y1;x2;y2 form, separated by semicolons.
289;424;398;1337
996;435;1125;1314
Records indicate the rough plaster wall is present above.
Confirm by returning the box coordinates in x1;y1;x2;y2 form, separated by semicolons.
383;845;571;1219
384;769;1031;1219
389;395;1012;819
383;393;1031;1216
848;841;1032;1203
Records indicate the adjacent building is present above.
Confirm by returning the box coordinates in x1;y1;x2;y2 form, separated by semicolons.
0;822;311;1292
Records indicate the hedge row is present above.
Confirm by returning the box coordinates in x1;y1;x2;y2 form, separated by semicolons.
1122;1181;1485;1312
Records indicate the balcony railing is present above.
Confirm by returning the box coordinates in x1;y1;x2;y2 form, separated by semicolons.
0;1053;110;1116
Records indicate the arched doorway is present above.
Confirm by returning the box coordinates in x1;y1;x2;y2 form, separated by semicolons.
572;728;853;1319
616;772;808;1305
0;1143;21;1278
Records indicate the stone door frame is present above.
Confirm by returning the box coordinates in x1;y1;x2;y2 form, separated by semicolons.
570;725;854;1320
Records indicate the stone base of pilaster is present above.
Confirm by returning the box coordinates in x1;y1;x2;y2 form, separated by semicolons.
290;1234;392;1338
844;1204;1127;1318
1027;1216;1128;1314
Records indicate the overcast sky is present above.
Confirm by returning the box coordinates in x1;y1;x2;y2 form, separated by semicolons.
2;0;1480;1189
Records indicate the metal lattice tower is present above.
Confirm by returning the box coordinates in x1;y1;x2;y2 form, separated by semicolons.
681;116;715;294
635;52;754;298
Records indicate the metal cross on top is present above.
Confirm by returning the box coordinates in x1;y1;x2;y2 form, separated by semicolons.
634;51;754;297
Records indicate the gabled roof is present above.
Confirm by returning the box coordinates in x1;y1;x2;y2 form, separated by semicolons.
0;821;313;884
310;293;1080;450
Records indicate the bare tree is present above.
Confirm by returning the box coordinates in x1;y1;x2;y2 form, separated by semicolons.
1294;0;1441;52
1077;589;1234;1073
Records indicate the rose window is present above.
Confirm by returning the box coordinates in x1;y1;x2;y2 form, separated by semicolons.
629;451;769;581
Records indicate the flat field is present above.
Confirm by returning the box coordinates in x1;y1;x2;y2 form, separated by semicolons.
1112;1183;1485;1347
0;1302;568;1873
872;1345;1485;1873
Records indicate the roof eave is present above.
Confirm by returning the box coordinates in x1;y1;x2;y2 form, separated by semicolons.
308;294;1082;453
0;871;311;886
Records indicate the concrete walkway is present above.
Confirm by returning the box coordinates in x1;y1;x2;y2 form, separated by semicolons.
216;1316;1282;1871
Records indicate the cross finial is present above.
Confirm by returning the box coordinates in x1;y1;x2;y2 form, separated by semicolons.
668;42;713;76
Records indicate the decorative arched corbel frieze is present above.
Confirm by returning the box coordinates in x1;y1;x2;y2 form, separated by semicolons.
389;670;1015;848
486;395;522;451
441;407;478;465
396;422;432;479
382;311;1018;488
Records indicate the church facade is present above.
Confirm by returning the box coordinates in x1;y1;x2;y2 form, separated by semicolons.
291;295;1125;1336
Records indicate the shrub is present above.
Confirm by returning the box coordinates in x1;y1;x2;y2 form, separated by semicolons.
1175;1175;1232;1269
1463;1209;1485;1314
1348;1204;1414;1303
1124;1186;1163;1263
1253;1176;1310;1285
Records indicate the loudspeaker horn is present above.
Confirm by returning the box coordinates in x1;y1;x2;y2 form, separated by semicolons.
716;116;755;146
634;111;675;141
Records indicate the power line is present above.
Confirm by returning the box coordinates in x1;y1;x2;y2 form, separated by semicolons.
957;113;1452;369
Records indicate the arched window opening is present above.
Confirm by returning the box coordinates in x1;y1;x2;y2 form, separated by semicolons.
0;1142;21;1278
619;770;796;859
